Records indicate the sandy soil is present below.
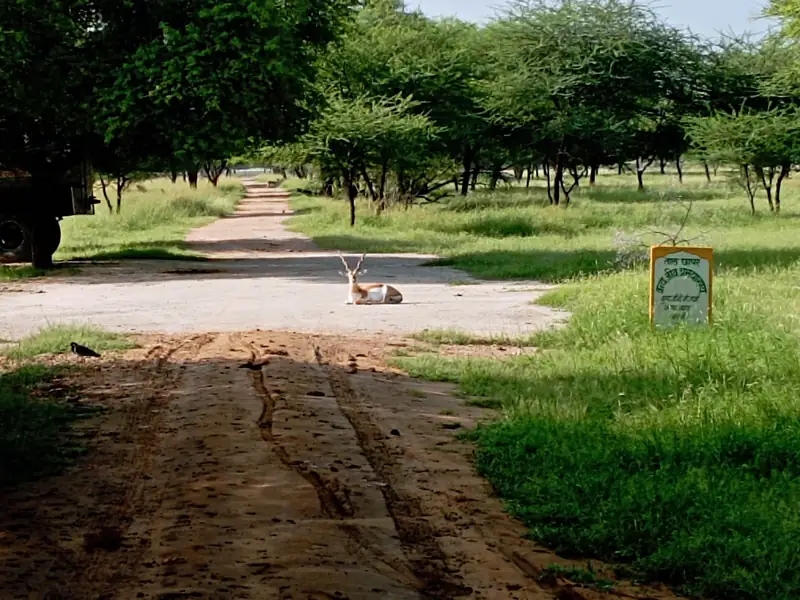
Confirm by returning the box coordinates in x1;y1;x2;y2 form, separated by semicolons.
0;180;568;340
0;332;680;600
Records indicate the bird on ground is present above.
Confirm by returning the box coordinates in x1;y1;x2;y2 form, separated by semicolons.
70;342;101;358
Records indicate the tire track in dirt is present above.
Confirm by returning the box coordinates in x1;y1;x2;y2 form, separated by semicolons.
249;346;355;520
71;334;215;599
246;339;430;596
312;341;474;600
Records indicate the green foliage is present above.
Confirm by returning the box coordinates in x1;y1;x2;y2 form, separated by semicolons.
3;325;135;360
57;178;243;260
395;254;800;600
2;0;354;180
0;364;93;487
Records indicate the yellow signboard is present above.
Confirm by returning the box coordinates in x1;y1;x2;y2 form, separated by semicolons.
649;246;713;328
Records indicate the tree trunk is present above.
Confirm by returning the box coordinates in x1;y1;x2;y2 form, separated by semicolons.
378;160;389;201
115;175;127;214
552;156;564;206
169;167;178;184
635;157;653;191
589;164;598;185
775;164;790;213
618;162;624;176
99;175;113;213
756;166;776;211
203;160;227;187
704;161;712;182
544;162;552;204
187;169;199;189
659;158;666;175
460;146;475;196
526;160;533;188
361;167;378;202
675;155;684;183
345;170;358;226
470;164;479;191
743;165;756;215
489;164;502;191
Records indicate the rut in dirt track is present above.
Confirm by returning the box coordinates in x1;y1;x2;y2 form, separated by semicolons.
0;331;682;600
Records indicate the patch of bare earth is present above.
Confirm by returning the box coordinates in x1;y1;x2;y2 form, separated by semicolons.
0;332;679;600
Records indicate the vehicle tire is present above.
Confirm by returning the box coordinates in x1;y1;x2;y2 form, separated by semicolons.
0;214;33;264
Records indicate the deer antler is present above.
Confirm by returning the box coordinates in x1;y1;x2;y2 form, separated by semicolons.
338;252;351;272
353;252;366;273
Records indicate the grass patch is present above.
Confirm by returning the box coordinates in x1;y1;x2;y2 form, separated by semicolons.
398;268;800;600
56;178;243;262
0;364;97;487
3;324;135;360
288;171;800;282
0;265;47;280
411;328;537;347
291;170;800;600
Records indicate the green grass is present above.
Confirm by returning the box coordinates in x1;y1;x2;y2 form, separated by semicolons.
56;178;243;261
0;363;98;487
3;324;135;360
0;265;47;280
290;169;800;600
411;328;537;347
288;169;800;282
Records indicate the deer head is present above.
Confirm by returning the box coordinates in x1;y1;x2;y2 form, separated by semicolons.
338;252;367;283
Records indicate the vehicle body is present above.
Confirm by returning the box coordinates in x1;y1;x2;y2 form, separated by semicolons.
0;158;98;268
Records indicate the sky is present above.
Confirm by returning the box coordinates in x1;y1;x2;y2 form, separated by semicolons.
411;0;777;39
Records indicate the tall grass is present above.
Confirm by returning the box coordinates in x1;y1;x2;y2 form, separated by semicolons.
57;178;243;261
290;169;800;600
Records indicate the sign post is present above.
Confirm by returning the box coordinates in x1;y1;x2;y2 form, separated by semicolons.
649;246;713;328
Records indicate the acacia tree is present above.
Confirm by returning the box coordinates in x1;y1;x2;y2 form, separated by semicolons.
687;107;800;213
318;3;486;196
484;0;703;200
301;93;438;225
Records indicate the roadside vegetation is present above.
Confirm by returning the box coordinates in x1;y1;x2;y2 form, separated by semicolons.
6;0;800;598
0;363;86;487
291;167;800;600
56;178;243;262
0;325;133;487
2;324;135;361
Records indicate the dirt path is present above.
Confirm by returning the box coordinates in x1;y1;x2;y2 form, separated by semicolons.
0;180;567;340
0;332;679;600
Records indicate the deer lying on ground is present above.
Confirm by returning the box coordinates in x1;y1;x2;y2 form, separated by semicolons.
338;252;403;305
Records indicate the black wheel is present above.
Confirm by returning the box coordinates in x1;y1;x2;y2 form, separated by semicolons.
0;214;33;264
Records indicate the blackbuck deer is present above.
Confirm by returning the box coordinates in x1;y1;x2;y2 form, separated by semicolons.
338;252;403;305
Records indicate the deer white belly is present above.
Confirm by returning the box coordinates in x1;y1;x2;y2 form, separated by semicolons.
366;285;388;304
348;285;389;305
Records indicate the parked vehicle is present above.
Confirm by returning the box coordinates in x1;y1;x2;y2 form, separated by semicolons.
0;158;98;268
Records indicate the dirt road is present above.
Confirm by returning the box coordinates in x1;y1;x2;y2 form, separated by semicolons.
0;180;567;340
0;332;678;600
